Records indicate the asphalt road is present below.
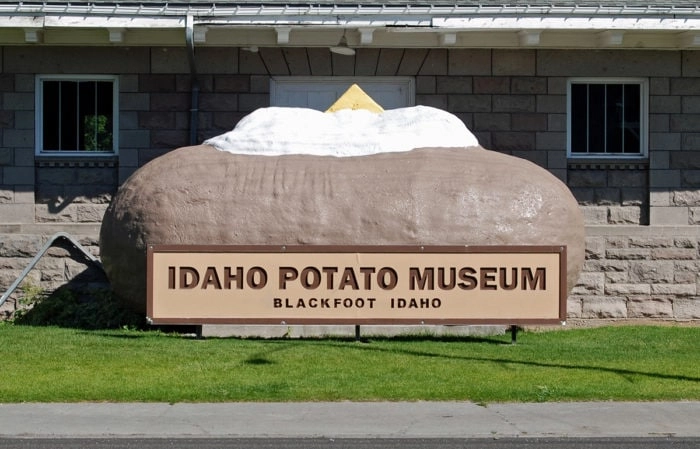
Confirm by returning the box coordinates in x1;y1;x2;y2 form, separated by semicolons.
1;438;699;449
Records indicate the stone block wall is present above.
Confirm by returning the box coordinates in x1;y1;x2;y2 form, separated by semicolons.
569;166;649;225
648;67;700;226
1;45;699;322
569;226;700;321
35;161;117;225
2;46;699;226
0;225;103;319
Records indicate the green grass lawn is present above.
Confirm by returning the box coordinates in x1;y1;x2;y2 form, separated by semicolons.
0;324;698;403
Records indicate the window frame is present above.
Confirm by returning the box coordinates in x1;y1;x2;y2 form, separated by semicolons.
566;77;648;159
35;74;119;157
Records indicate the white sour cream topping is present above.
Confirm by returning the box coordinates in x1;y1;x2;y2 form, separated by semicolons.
204;106;479;157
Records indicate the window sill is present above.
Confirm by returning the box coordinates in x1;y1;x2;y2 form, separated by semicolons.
567;157;648;170
35;155;118;168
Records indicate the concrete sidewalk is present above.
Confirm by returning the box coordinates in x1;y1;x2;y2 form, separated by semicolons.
1;402;698;438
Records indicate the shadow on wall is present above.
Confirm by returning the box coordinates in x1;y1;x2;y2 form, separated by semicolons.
35;163;118;222
2;232;144;329
12;266;145;330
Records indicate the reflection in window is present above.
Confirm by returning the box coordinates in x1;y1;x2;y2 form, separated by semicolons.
39;77;116;154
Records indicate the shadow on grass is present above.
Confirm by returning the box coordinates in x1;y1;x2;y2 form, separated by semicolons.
92;329;700;384
222;333;511;345
14;285;146;330
84;324;203;339
220;333;512;367
245;357;275;365
241;340;304;365
364;334;511;345
313;337;700;384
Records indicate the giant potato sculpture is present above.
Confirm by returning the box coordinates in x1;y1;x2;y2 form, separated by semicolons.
100;91;584;315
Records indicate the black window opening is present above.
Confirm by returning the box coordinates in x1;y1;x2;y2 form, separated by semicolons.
570;83;642;156
42;80;114;153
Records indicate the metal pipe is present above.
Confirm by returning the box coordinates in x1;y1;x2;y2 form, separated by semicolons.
186;14;200;146
0;232;103;309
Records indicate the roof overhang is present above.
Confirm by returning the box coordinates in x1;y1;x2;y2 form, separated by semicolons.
0;3;699;49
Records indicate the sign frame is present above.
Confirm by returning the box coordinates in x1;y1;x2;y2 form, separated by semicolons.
147;245;567;326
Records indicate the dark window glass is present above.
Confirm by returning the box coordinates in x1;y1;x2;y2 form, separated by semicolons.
570;84;587;153
623;84;641;154
60;81;78;151
605;84;623;154
41;79;114;153
587;84;605;153
42;81;60;151
570;81;643;156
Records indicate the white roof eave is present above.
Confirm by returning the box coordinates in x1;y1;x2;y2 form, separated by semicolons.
432;16;700;32
3;13;698;32
0;3;699;17
1;3;699;47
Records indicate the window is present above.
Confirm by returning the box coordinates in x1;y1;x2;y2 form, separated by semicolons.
567;78;647;158
35;75;118;156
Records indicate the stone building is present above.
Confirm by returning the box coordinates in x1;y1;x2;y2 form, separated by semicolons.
1;0;699;323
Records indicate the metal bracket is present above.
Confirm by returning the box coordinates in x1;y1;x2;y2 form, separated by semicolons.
0;232;104;309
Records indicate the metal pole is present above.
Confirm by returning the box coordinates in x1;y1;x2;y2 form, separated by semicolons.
0;232;103;308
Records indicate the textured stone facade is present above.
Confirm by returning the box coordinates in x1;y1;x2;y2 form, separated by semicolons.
0;225;103;319
569;227;700;321
569;167;649;226
1;45;699;322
